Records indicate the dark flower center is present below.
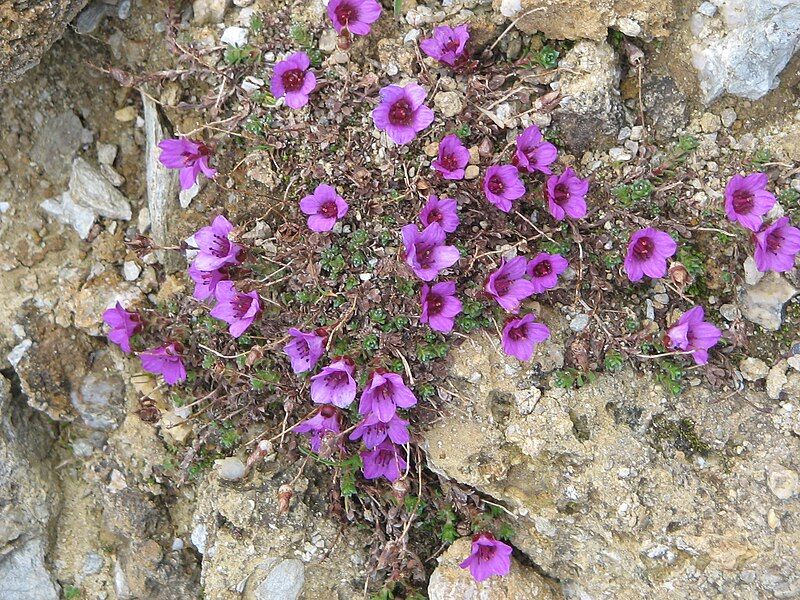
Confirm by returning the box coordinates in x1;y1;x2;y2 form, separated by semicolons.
427;292;444;315
532;260;552;277
508;323;528;341
427;209;442;224
324;371;349;389
232;295;253;318
320;200;338;219
553;183;570;205
417;244;434;268
494;275;510;296
732;190;754;214
443;37;460;53
488;175;505;195
320;405;337;418
766;230;783;253
476;544;497;562
633;236;654;260
389;99;413;126
375;448;393;468
334;2;356;25
282;68;305;92
440;152;458;171
210;234;231;257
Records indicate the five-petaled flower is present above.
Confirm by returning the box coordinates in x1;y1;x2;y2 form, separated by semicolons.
459;532;513;582
103;302;142;353
140;343;186;386
358;370;417;423
328;0;382;36
284;328;326;374
350;412;410;449
419;24;470;67
420;281;462;334
501;313;550;361
310;357;358;408
372;83;435;145
209;281;261;338
666;306;722;366
753;217;800;273
483;165;526;213
545;167;588;221
193;215;243;271
432;134;470;180
188;263;227;301
300;184;349;232
294;405;341;453
514;125;558;175
419;195;459;233
526;252;568;293
624;227;677;282
485;256;536;313
158;137;217;190
401;222;460;281
724;172;776;232
270;51;317;109
361;439;407;482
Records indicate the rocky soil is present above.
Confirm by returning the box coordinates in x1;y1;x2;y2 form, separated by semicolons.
0;0;799;598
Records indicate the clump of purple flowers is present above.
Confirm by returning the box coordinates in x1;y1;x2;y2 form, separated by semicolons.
328;0;381;36
432;134;470;180
754;217;800;273
401;222;460;281
209;281;261;338
419;195;459;233
459;532;513;582
158;137;216;190
283;328;327;374
667;306;722;365
624;227;677;282
103;302;142;354
526;252;568;293
501;314;550;361
294;405;341;453
514;125;557;174
485;256;536;313
419;24;470;68
300;184;349;232
361;439;406;482
545;167;588;221
372;83;434;145
358;369;417;423
193;215;242;271
724;172;775;232
483;165;525;213
271;51;317;109
140;343;186;386
420;281;462;334
310;357;357;408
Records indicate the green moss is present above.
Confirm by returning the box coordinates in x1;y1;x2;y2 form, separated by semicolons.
650;415;711;457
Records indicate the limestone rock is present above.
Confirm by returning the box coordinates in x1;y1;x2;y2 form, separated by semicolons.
428;538;558;600
71;270;144;337
690;1;800;103
739;357;769;382
551;41;624;153
192;0;230;24
495;0;676;41
69;157;132;221
30;110;92;184
739;272;798;331
0;0;89;85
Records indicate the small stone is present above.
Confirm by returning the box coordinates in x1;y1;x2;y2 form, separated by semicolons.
617;127;631;141
630;125;644;141
767;508;780;529
69;158;132;220
179;180;202;209
193;0;229;24
739;357;769;381
253;558;305;600
41;192;96;239
215;457;246;481
609;147;632;161
123;261;141;281
100;164;125;187
743;256;763;286
569;314;590;332
319;29;337;53
698;1;717;16
767;467;799;500
699;112;721;133
515;387;542;415
108;469;127;493
97;143;118;165
739;272;798;331
464;165;479;180
114;106;137;122
719;303;739;321
433;91;464;118
83;553;104;576
766;360;789;400
789;355;800;372
720;108;737;128
616;17;641;37
220;26;248;47
653;293;670;305
241;76;265;94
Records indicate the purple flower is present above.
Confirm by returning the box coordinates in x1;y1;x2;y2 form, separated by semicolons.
328;0;381;36
667;306;722;366
459;532;513;582
401;222;460;282
419;195;459;233
299;184;349;232
188;262;227;301
754;217;800;273
420;281;462;334
358;370;417;423
140;343;186;386
483;165;526;213
514;125;557;174
545;167;588;221
270;51;317;109
310;357;357;408
157;138;216;190
193;215;242;271
361;440;407;482
419;24;470;67
624;228;677;282
209;281;261;338
372;83;435;145
294;405;341;453
102;302;142;353
350;412;410;449
283;328;326;374
526;252;568;293
501;313;550;361
432;134;470;180
485;256;536;313
724;173;776;232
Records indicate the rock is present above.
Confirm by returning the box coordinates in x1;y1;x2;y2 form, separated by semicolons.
74;0;119;34
552;41;624;153
214;457;246;481
739;272;798;331
69;158;132;221
720;107;737;128
221;26;248;47
0;375;60;600
699;112;721;133
40;191;96;239
319;29;338;53
719;303;739;321
71;271;144;336
114;106;137;122
31;110;92;184
495;0;676;41
690;1;800;103
739;357;769;382
433;91;464;118
250;558;305;600
766;360;789;400
465;165;480;180
193;0;230;24
569;313;590;332
743;256;764;286
0;0;89;85
100;164;125;187
641;75;689;141
123;260;141;281
179;180;202;209
428;538;557;600
70;368;127;430
767;467;799;500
